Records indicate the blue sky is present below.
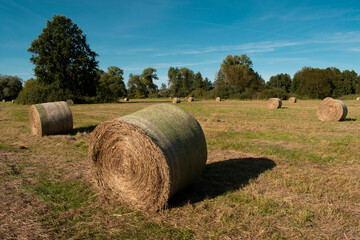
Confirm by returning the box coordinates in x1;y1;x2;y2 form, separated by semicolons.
1;0;360;87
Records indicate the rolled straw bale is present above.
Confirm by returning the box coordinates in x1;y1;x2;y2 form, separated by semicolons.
187;97;194;102
29;101;73;136
66;99;74;106
267;98;282;109
2;99;5;103
124;98;129;102
11;100;15;104
356;97;360;101
317;97;347;121
172;97;181;103
289;97;297;103
215;97;221;102
89;103;207;211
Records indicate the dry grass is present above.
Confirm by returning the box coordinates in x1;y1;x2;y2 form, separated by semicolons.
0;99;359;239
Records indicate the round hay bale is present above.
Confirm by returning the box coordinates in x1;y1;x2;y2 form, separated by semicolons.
187;97;194;102
215;97;221;102
66;99;74;106
89;103;207;211
2;99;5;103
124;98;129;102
267;98;282;109
356;97;360;101
29;101;73;136
289;97;297;103
317;97;347;121
172;97;181;103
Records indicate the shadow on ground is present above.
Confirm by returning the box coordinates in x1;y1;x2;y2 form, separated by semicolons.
169;157;276;208
71;125;98;135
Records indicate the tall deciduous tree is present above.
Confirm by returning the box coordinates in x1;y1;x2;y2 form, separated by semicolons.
141;67;159;96
97;66;127;102
266;73;292;93
0;75;23;100
28;15;99;97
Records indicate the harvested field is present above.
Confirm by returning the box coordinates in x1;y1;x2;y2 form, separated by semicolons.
0;99;359;239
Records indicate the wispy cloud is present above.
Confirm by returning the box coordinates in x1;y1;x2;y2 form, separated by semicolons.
155;40;301;57
123;59;219;71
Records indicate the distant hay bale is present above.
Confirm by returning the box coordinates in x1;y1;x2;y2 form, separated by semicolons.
66;99;74;106
187;97;194;102
124;98;129;102
267;98;282;109
172;97;181;103
215;97;221;102
29;101;73;136
11;100;15;104
89;103;207;211
289;97;297;103
2;99;5;103
356;97;360;101
317;97;347;121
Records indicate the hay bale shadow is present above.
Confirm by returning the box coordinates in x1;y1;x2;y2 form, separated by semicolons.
343;118;356;121
71;125;98;135
168;157;276;208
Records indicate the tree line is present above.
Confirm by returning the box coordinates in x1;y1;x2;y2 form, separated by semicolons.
3;15;359;104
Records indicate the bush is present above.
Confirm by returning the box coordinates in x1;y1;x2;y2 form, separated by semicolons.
260;88;289;100
16;79;76;104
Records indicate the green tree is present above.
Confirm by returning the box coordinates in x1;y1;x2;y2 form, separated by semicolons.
293;67;335;99
333;70;358;97
168;67;195;96
0;75;23;100
141;67;159;96
97;66;127;102
28;15;99;97
266;73;292;93
127;74;147;98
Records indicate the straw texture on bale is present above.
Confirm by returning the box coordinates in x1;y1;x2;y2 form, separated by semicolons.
29;101;73;136
267;98;282;109
216;97;221;102
66;99;74;106
187;97;194;102
89;103;207;211
317;97;348;121
356;97;360;101
289;97;297;103
124;98;129;102
172;97;181;103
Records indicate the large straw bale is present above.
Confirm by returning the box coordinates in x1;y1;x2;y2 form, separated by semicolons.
187;97;194;102
29;101;73;136
215;97;221;102
289;97;297;103
89;103;207;211
172;97;181;103
317;97;347;121
267;98;282;109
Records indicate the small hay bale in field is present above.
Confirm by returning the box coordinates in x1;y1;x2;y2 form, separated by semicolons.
356;97;360;101
289;97;297;103
29;101;73;136
172;97;181;103
267;98;282;109
66;99;74;106
2;99;5;103
89;103;207;211
215;97;221;102
187;97;194;102
11;100;15;103
317;97;347;121
124;98;129;102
